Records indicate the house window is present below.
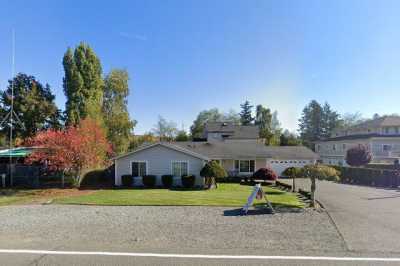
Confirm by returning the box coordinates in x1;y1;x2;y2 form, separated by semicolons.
342;143;346;150
384;127;390;134
383;145;392;151
332;144;337;151
235;160;255;173
172;161;188;177
132;161;147;177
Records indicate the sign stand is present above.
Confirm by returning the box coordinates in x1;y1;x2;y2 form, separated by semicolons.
241;183;274;215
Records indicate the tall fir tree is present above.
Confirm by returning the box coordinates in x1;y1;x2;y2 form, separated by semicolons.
103;69;136;154
63;42;104;125
239;100;254;125
0;73;61;140
298;100;340;149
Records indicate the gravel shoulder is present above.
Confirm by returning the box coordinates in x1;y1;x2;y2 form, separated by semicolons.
0;205;345;256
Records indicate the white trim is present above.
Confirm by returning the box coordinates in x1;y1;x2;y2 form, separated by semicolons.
130;160;148;177
113;142;209;161
171;160;189;177
234;159;256;174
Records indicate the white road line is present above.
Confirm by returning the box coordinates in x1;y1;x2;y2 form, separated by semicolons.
0;249;399;262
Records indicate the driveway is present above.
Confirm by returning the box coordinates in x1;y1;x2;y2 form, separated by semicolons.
283;179;400;254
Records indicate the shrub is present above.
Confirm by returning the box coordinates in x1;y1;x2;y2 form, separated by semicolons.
252;167;277;181
340;167;400;187
181;175;196;188
161;175;173;188
200;161;227;189
121;174;132;187
345;144;372;167
80;169;107;188
142;175;157;188
282;167;303;178
303;165;340;181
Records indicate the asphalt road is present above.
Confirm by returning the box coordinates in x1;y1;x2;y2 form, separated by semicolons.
285;179;400;253
1;181;400;265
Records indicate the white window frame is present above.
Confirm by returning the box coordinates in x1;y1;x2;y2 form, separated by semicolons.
234;159;255;173
130;160;148;177
171;160;189;177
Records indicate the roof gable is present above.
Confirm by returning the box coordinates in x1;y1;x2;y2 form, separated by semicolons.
113;142;210;161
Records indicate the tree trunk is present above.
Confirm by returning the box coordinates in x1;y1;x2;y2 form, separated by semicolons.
204;176;217;189
310;176;316;207
292;176;296;192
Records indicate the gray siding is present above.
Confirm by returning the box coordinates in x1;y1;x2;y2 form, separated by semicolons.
115;144;206;187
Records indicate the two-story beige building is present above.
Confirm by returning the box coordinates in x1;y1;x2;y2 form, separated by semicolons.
315;116;400;166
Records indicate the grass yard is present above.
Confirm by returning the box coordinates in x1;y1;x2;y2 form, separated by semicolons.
54;183;304;208
0;189;94;206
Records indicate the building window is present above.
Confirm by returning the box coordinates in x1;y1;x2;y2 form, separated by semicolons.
396;127;399;134
342;143;346;150
332;144;337;151
235;160;255;173
383;145;392;151
132;161;147;177
172;161;188;177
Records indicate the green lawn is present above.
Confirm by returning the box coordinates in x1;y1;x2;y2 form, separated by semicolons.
54;183;304;208
0;190;38;206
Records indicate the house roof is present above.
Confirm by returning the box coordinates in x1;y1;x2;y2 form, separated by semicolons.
113;142;210;161
174;141;319;160
316;133;400;142
204;122;259;139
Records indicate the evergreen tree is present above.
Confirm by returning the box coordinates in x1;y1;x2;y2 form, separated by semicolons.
0;73;61;139
298;100;340;149
103;69;136;154
63;42;104;125
280;130;301;146
239;100;254;125
298;100;323;149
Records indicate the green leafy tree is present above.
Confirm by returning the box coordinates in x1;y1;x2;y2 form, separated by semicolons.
255;105;272;142
190;108;224;138
280;130;301;146
239;100;254;125
200;161;227;189
175;130;190;141
103;69;136;154
282;167;302;192
152;116;178;141
0;73;61;139
63;42;104;125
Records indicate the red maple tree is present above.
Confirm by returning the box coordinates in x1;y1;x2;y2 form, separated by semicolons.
26;118;112;183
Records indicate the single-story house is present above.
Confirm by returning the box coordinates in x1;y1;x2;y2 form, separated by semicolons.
114;141;318;187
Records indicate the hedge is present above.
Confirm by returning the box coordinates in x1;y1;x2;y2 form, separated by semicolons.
339;167;400;187
161;175;173;188
142;175;157;188
121;175;132;187
181;175;196;188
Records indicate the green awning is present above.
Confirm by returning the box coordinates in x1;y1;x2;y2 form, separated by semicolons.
0;148;35;158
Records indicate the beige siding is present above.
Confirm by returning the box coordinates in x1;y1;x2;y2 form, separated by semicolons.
115;145;206;187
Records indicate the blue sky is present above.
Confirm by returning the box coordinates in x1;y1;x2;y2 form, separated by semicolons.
0;0;399;134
